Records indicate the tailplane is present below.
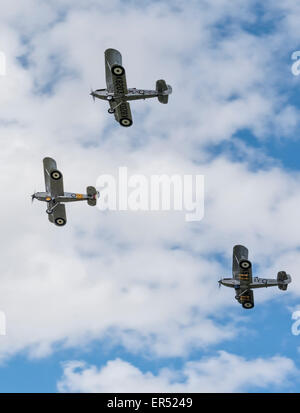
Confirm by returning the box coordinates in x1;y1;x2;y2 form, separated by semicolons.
87;186;99;206
156;79;172;104
277;271;292;290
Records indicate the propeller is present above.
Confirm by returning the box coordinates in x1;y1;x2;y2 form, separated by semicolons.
31;193;36;203
218;280;222;289
90;87;95;102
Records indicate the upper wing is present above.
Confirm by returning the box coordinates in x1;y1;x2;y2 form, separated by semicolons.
105;48;122;92
48;203;67;227
232;245;249;279
238;265;253;284
111;101;133;127
43;157;64;197
112;69;128;96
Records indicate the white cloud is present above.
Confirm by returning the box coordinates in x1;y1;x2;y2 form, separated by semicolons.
57;351;297;392
0;0;299;365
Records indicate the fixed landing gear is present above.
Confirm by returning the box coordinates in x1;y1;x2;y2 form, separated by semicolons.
46;200;59;215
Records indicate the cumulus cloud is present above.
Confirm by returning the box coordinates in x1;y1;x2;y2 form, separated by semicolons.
57;351;297;392
0;0;299;368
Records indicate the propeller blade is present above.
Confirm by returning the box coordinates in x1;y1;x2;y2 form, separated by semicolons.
31;189;37;203
90;88;95;102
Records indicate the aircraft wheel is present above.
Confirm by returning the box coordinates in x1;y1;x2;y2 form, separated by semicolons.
107;95;113;101
108;108;115;114
55;217;66;226
239;259;251;270
120;118;133;127
242;301;254;309
112;65;125;76
50;170;62;180
46;209;52;215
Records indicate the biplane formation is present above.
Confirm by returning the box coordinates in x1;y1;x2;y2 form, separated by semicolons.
30;49;292;310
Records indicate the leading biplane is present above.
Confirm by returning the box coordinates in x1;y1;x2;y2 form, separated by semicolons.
90;48;172;127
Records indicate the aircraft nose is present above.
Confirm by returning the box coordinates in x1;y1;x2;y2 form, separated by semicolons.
90;89;95;101
90;91;95;102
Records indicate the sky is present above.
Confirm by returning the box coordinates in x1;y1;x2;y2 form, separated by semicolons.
0;0;300;393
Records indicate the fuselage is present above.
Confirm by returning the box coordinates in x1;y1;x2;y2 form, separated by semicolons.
91;87;159;102
33;191;89;203
219;276;279;289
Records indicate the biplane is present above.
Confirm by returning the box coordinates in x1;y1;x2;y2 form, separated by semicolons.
90;48;172;127
219;245;291;309
32;157;99;226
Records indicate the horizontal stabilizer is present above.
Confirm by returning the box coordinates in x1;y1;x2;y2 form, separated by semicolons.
87;186;98;206
277;271;292;290
158;95;169;104
156;79;172;104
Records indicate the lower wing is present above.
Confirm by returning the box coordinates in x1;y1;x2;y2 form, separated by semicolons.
49;204;67;227
112;101;133;127
239;289;254;309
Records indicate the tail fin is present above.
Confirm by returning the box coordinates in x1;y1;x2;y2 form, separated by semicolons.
156;79;172;104
86;186;99;206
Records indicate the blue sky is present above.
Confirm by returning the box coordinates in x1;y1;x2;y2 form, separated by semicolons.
0;0;300;392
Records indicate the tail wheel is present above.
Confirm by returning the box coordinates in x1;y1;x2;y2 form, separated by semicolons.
242;301;254;309
112;65;125;76
55;217;66;226
239;259;251;270
120;118;132;127
50;170;62;180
